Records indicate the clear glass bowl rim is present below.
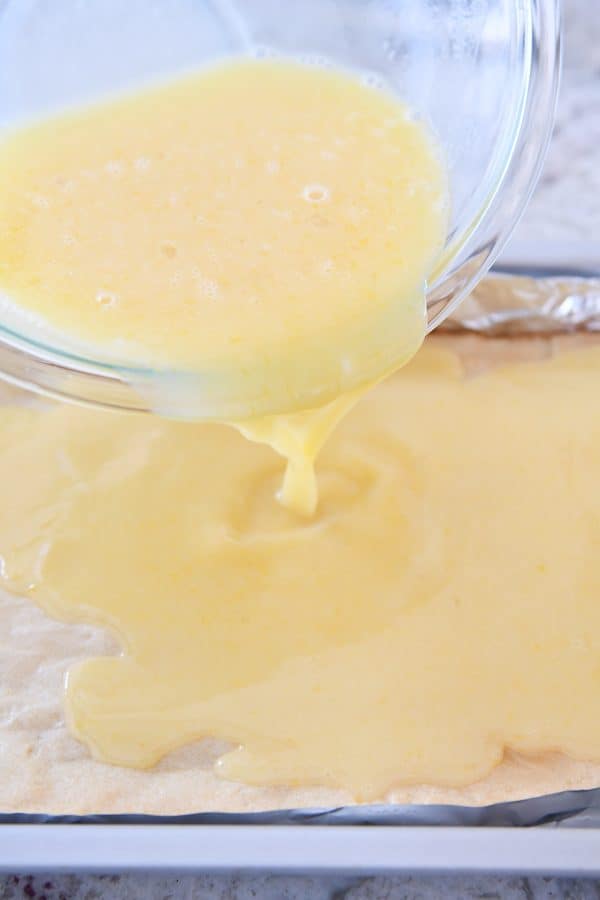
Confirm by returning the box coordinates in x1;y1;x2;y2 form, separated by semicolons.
0;0;562;416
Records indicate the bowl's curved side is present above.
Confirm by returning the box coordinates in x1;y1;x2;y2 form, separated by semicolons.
0;0;562;412
426;0;562;332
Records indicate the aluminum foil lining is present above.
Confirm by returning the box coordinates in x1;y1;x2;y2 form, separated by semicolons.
5;272;600;830
443;273;600;335
3;790;600;828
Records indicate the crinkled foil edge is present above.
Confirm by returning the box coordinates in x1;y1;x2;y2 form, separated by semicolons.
5;273;600;829
0;788;599;827
443;273;600;335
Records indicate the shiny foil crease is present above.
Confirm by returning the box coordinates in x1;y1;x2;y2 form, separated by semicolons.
5;273;600;828
443;273;600;335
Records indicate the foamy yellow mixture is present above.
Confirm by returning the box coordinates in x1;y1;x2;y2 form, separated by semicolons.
0;59;447;514
1;57;597;802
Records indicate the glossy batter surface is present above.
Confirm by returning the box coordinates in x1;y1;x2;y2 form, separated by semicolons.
2;344;600;800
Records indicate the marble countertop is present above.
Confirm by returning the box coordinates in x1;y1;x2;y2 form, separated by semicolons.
2;1;599;897
3;872;600;900
514;0;600;248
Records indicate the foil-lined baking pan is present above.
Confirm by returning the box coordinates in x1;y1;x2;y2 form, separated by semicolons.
3;251;600;873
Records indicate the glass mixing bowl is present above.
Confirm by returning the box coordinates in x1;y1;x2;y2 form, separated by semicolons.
0;0;560;417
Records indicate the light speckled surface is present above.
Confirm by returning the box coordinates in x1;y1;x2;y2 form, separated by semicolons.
1;0;599;896
4;873;600;900
515;0;600;245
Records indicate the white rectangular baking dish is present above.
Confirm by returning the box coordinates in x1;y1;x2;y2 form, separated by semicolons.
2;244;600;875
1;824;600;875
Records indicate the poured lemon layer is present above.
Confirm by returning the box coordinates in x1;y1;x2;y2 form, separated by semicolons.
2;345;600;799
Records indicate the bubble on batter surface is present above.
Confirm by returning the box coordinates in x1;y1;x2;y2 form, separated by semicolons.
302;184;331;204
96;290;119;308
